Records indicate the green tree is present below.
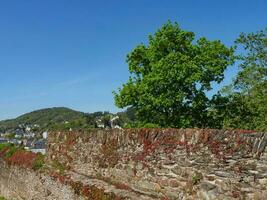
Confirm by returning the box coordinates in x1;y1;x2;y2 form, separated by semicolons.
114;21;235;128
219;28;267;130
234;28;266;93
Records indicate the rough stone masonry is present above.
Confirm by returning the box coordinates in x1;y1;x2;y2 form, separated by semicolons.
1;128;267;199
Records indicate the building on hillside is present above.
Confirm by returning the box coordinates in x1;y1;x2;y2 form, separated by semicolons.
0;138;8;144
96;118;105;128
29;139;46;154
24;138;35;150
42;131;48;139
10;139;22;145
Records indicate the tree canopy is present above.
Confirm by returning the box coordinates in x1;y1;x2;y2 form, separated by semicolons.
114;21;235;128
215;28;267;130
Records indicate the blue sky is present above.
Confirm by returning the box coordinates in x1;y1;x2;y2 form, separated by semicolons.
0;0;266;120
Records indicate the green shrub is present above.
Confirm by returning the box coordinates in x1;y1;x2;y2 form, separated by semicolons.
4;145;19;158
32;153;45;170
0;143;12;151
142;123;160;128
192;173;203;185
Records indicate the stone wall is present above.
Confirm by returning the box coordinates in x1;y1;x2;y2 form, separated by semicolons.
0;159;83;200
46;129;267;199
1;129;267;199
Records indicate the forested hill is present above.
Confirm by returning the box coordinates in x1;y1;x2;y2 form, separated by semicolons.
0;107;87;131
0;107;134;132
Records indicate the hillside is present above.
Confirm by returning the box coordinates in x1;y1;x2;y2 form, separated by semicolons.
0;107;87;131
0;107;135;132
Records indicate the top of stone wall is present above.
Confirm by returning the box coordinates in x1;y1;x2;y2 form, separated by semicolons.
48;128;266;159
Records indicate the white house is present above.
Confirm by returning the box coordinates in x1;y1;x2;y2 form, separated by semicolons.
42;131;48;139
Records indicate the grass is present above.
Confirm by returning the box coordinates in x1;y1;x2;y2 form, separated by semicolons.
0;196;7;200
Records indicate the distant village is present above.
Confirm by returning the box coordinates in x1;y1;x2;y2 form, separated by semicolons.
0;115;122;155
0;124;47;154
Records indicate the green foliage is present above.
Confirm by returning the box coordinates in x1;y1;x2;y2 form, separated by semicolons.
114;21;234;128
6;133;15;139
0;143;20;158
48;117;95;131
0;143;13;151
140;123;160;128
0;196;7;200
192;172;203;185
116;107;137;127
0;107;86;131
0;143;18;158
214;28;267;131
32;153;45;170
5;146;18;158
0;107;128;131
234;28;266;92
192;174;201;185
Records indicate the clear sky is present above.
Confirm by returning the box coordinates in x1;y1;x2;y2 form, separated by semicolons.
0;0;266;120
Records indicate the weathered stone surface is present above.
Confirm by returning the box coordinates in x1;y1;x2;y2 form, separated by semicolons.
1;128;267;199
0;160;83;200
45;129;267;199
200;181;217;191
